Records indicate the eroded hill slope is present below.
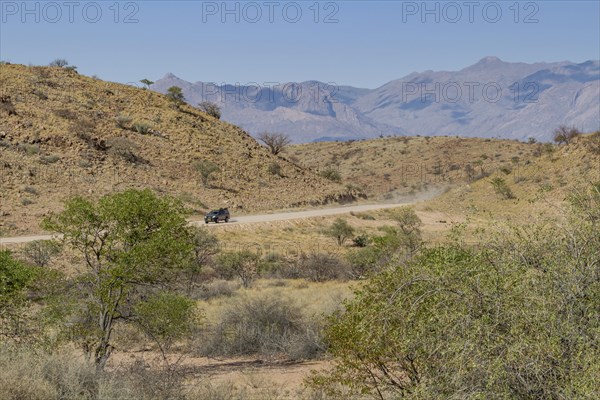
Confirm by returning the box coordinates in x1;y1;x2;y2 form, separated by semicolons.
0;64;354;234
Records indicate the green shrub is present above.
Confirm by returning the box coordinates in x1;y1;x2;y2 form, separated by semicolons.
115;114;132;129
297;252;350;282
352;234;370;247
134;291;196;352
40;155;60;164
194;160;220;187
133;122;152;135
0;250;37;308
214;251;261;288
490;177;516;199
326;218;354;246
319;168;342;183
346;246;387;279
17;143;40;155
267;162;282;177
107;136;144;164
311;183;600;399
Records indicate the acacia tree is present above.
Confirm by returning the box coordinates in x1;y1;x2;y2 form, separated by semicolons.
134;291;195;369
49;58;69;67
21;240;62;268
186;227;219;293
140;78;154;89
327;218;355;246
553;125;581;145
42;189;195;370
194;159;220;187
166;86;185;108
215;251;261;288
198;101;221;119
257;132;292;155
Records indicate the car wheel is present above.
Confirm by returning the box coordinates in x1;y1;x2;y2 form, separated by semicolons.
225;217;229;223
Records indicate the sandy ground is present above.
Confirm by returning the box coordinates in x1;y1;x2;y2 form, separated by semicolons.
108;351;330;398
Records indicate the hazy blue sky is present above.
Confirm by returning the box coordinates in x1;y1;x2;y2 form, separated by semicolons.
1;1;599;87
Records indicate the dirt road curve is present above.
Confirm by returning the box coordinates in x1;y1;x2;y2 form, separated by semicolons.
1;201;413;245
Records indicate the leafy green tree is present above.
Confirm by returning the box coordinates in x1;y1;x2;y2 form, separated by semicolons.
215;251;261;288
134;291;196;366
327;218;355;246
0;251;37;307
140;78;154;89
0;250;38;337
166;86;185;107
387;207;423;254
194;159;220;187
42;189;194;370
311;183;600;399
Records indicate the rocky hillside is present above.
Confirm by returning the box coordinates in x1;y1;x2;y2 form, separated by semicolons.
0;64;355;235
421;133;600;222
289;132;600;222
287;135;538;200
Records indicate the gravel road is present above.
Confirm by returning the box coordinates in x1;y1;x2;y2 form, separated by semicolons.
1;201;415;245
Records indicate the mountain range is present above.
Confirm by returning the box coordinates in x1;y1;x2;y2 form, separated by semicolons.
152;57;600;143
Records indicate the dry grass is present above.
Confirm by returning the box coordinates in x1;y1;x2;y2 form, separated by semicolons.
287;135;536;200
288;134;600;242
0;64;351;235
422;134;600;224
197;279;353;326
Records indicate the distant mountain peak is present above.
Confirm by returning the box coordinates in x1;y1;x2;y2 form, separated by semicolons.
162;72;179;80
479;56;503;63
152;58;600;143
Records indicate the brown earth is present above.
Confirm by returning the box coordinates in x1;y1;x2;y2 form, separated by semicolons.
0;64;358;235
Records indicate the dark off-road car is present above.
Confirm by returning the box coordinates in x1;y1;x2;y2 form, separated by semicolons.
204;208;230;224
